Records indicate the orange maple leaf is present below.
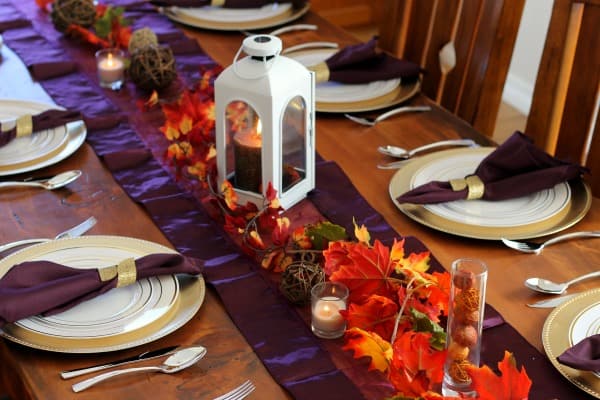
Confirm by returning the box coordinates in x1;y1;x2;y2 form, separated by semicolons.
65;25;110;47
353;219;370;245
388;331;446;397
271;217;290;246
220;180;238;211
342;294;398;340
467;351;531;400
343;327;392;373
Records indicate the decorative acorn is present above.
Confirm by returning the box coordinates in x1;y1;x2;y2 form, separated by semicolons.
128;28;159;54
50;0;96;33
279;261;325;305
129;45;177;91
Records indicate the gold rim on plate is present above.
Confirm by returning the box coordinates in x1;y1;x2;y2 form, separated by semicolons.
389;147;591;240
315;79;420;113
164;3;310;31
543;288;600;398
0;235;205;353
0;99;86;177
285;47;421;113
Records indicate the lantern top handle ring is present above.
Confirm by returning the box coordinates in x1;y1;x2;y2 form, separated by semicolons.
233;35;282;80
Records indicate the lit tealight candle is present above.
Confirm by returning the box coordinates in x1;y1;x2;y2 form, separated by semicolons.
311;281;349;339
95;48;125;90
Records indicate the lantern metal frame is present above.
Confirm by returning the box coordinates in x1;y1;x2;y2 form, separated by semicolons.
215;35;315;209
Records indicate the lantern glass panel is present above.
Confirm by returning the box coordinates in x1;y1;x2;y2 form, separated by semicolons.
281;95;306;193
225;100;262;194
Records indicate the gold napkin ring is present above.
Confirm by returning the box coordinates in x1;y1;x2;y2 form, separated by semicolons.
98;257;137;288
449;175;485;200
16;115;33;137
211;0;225;5
308;62;330;83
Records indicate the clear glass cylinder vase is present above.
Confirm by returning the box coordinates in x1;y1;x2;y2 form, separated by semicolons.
442;258;488;397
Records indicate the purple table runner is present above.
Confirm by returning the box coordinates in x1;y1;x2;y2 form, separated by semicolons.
0;1;592;398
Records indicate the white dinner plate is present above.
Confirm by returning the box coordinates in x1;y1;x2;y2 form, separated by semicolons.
174;3;291;22
18;275;178;339
286;48;401;103
389;147;591;240
164;2;309;31
411;150;571;227
0;99;86;176
543;288;600;398
0;236;205;353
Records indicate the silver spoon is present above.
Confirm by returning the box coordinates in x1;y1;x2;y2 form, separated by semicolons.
0;170;81;190
72;346;207;392
524;271;600;294
378;139;477;158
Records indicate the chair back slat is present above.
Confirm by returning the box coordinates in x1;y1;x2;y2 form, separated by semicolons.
526;0;600;195
379;0;525;137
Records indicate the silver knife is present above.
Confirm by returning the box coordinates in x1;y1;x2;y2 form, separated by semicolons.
60;345;179;379
527;293;579;308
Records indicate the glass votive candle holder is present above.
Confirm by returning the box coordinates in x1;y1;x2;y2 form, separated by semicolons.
95;48;125;90
442;258;488;398
311;281;349;339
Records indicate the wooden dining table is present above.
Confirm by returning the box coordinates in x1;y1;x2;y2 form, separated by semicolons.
1;3;599;400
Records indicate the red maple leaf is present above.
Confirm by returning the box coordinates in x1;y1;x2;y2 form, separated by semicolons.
325;239;400;303
342;294;398;340
468;351;532;400
35;0;53;11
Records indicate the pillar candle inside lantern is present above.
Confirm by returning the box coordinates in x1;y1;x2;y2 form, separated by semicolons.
233;119;262;192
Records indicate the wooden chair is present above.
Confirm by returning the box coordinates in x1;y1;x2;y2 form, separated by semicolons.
378;0;525;138
524;0;600;195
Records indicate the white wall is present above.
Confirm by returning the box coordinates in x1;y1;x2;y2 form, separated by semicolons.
502;0;553;115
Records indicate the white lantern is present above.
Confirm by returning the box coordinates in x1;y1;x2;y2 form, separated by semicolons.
215;35;315;209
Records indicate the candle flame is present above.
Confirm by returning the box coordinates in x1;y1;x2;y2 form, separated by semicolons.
256;119;262;136
107;53;114;67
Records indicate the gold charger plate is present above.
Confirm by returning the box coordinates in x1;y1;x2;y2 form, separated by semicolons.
389;147;591;240
543;288;600;398
0;236;205;353
315;79;420;113
163;3;310;31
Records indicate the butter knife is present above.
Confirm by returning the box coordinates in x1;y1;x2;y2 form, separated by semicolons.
527;293;579;308
60;345;179;379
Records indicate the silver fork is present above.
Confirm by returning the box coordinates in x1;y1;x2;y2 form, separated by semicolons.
212;380;255;400
0;216;97;253
501;231;600;254
345;105;432;126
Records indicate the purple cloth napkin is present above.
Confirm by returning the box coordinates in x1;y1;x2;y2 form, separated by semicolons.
28;61;78;80
0;253;202;327
396;131;587;204
323;38;422;84
557;334;600;371
150;0;305;8
0;109;82;147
